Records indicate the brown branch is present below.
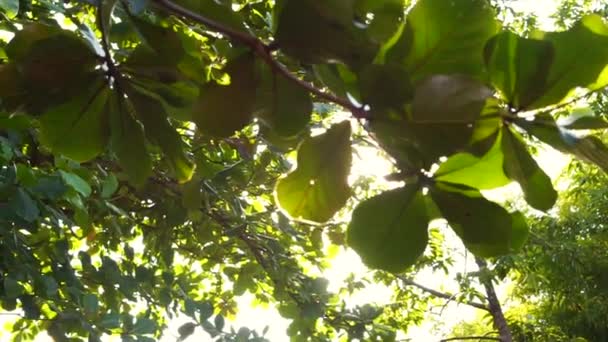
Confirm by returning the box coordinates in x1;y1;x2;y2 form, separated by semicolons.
151;0;369;119
440;337;501;342
475;258;512;342
397;276;489;312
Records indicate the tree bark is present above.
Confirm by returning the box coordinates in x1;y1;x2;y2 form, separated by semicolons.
475;258;513;342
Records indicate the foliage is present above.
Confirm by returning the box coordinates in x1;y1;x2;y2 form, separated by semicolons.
0;0;608;340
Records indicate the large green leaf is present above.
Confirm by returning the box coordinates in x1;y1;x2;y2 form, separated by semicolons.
274;0;377;68
385;0;499;81
5;23;60;60
347;185;429;273
501;127;557;211
0;0;19;18
9;188;39;222
435;132;510;190
193;54;257;137
254;64;312;138
108;94;152;187
516;114;608;173
39;79;110;162
484;31;554;110
530;15;608;109
130;17;185;65
430;182;528;257
408;75;493;165
127;87;195;183
275;121;352;223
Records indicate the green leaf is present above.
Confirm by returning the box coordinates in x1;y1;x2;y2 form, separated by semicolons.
108;93;152;188
39;79;110;162
130;17;185;65
276;121;352;223
385;0;499;81
501;127;557;211
82;294;99;316
99;313;121;329
181;176;202;210
132;318;156;335
530;15;608;109
254;64;312;138
193;54;257;137
126;87;195;183
274;0;377;68
483;31;554;109
59;171;92;198
3;277;23;298
0;0;19;18
430;182;528;257
5;23;59;60
347;185;429;273
358;64;413;113
9;188;39;222
101;174;119;199
516;114;608;173
435;132;510;190
214;315;225;331
177;323;196;340
408;75;493;164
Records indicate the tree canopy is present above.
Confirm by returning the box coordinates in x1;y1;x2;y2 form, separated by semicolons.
1;0;608;341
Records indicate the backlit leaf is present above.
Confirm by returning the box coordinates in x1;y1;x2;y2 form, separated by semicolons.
501;127;557;211
193;54;257;137
430;182;528;257
276;121;352;223
385;0;499;81
347;185;429;273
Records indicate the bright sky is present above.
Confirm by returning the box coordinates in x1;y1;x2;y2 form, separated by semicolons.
0;0;581;341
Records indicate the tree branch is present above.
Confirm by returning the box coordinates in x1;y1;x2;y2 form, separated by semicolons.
475;258;512;342
151;0;369;119
397;276;489;312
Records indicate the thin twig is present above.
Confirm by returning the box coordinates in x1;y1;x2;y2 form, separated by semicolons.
397;276;489;312
151;0;369;119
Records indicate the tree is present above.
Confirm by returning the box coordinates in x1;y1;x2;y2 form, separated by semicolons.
1;0;608;340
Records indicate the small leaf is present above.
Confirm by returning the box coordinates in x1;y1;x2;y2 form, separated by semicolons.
108;94;152;187
3;277;24;298
82;294;99;316
501;127;557;211
101;174;119;199
385;0;499;80
276;121;352;223
347;185;429;273
193;54;257;137
59;171;92;198
435;132;510;190
99;313;121;329
255;64;312;138
430;182;527;257
132;318;156;335
197;301;214;322
174;0;248;33
39;79;110;162
9;188;39;222
177;322;196;341
0;0;19;18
